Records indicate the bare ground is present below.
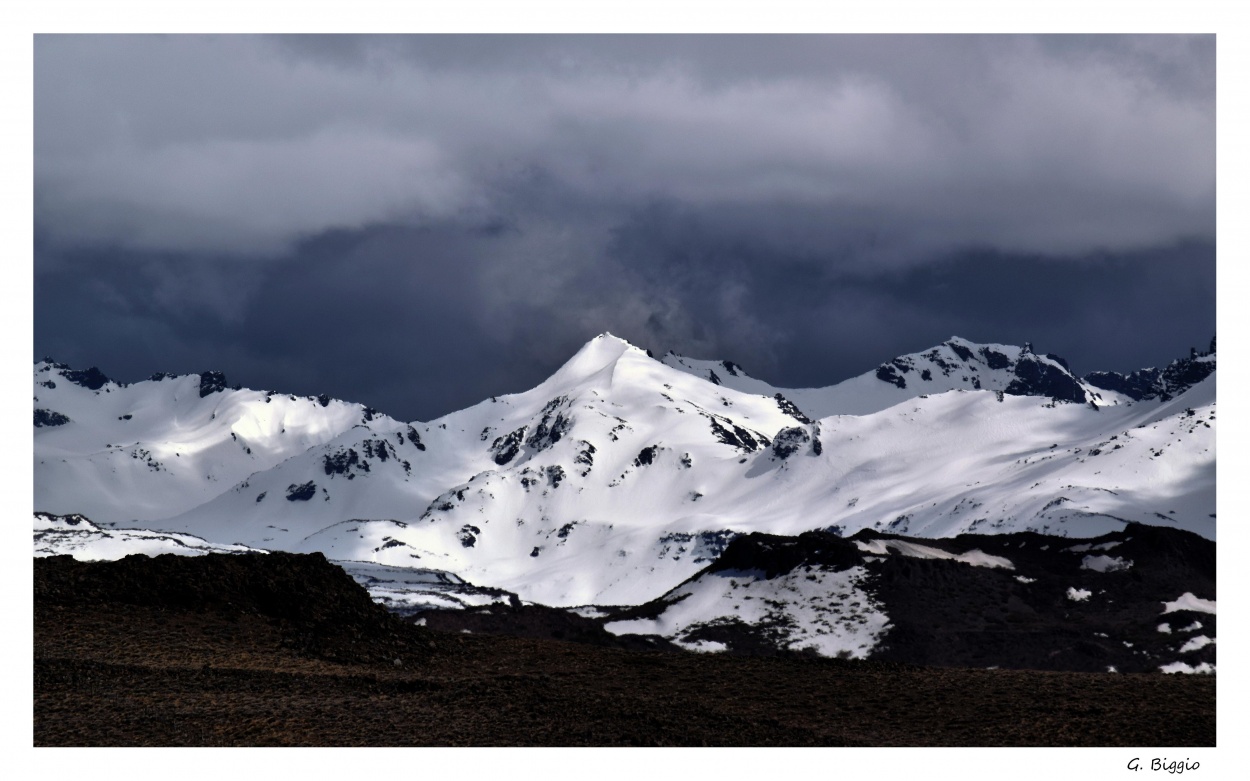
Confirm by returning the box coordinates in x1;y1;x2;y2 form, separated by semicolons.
33;553;1215;747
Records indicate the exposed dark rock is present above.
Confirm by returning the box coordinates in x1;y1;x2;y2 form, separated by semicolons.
774;393;812;424
34;409;71;427
634;445;659;467
361;438;392;463
286;482;317;501
1085;368;1162;400
1085;341;1215;402
1158;355;1216;401
875;364;906;389
63;366;112;391
324;448;370;478
523;397;572;454
574;441;596;475
490;426;527;465
519;468;541;491
653;530;739;564
706;416;742;449
198;371;227;398
771;427;811;459
979;347;1012;370
1005;355;1088;403
708;530;863;579
1045;353;1070;372
947;341;975;363
703;414;768;452
458;525;481;548
546;465;565;489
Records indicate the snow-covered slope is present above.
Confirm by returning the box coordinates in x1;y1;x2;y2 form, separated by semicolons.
34;511;262;559
33;334;1216;609
34;361;402;523
32;510;518;613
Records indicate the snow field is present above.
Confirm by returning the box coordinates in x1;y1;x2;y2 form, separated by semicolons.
604;564;890;658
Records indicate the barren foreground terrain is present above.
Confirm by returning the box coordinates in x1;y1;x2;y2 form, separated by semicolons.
34;553;1215;747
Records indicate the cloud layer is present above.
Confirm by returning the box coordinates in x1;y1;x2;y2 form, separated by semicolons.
34;35;1216;420
36;35;1213;259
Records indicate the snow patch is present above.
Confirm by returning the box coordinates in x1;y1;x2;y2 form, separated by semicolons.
1065;540;1122;553
1066;587;1092;602
604;565;889;659
1162;593;1216;615
677;639;728;653
33;512;261;560
1080;554;1132;573
853;538;1013;569
1160;661;1215;674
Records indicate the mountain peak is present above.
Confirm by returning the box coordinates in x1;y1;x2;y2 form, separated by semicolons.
545;333;647;388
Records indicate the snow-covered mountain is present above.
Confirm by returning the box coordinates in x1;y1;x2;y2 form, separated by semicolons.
662;336;1107;417
34;361;404;523
34;333;1216;610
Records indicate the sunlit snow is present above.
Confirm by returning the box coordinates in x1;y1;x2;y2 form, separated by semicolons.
1162;593;1216;615
1159;661;1215;674
854;538;1013;569
33;334;1217;609
604;565;890;658
1178;635;1214;653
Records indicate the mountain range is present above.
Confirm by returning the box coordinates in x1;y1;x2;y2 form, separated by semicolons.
33;333;1216;670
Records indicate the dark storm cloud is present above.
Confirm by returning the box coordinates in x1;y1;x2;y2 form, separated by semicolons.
34;201;1216;422
598;204;1216;388
35;219;599;419
36;34;1213;258
33;35;1216;420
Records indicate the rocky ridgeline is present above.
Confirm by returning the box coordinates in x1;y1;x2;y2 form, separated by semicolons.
35;552;434;664
1085;338;1216;402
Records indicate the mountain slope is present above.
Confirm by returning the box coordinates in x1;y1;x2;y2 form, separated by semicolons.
34;361;401;523
1085;338;1217;401
600;523;1215;673
34;334;1216;609
663;337;1104;418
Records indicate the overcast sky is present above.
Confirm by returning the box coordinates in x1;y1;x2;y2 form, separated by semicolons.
33;34;1216;421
